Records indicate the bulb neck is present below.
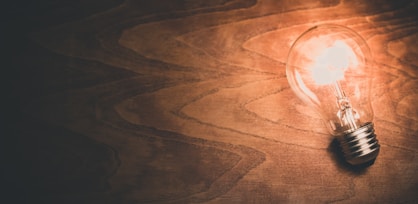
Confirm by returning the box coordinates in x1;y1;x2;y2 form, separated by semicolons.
336;122;380;165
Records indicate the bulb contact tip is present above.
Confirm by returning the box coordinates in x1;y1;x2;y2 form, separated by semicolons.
337;122;380;165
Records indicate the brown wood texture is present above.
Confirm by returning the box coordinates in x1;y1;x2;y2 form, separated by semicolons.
3;0;418;203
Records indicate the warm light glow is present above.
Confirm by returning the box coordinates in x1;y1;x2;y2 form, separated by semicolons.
310;40;358;85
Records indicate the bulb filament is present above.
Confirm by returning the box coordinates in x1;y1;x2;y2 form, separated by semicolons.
333;81;359;131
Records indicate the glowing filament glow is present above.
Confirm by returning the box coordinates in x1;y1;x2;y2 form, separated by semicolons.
310;40;358;85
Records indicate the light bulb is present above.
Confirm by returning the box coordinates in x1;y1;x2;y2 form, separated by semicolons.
286;24;380;165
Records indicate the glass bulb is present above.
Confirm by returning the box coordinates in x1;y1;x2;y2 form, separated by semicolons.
286;24;380;165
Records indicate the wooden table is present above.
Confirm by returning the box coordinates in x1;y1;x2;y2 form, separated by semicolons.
3;0;418;203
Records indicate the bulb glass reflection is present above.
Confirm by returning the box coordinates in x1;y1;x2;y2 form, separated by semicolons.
286;24;379;165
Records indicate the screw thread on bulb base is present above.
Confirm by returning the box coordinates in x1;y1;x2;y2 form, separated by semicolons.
336;122;380;166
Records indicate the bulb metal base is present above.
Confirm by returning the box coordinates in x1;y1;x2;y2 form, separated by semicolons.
336;122;380;165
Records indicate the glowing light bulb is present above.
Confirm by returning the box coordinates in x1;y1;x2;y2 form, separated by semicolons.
286;24;380;165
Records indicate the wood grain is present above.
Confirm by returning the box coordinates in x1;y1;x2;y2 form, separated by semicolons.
2;0;418;203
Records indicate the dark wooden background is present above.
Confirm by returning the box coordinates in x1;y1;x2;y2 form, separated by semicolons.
2;0;418;203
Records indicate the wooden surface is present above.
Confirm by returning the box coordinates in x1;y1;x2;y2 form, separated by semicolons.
2;0;418;203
